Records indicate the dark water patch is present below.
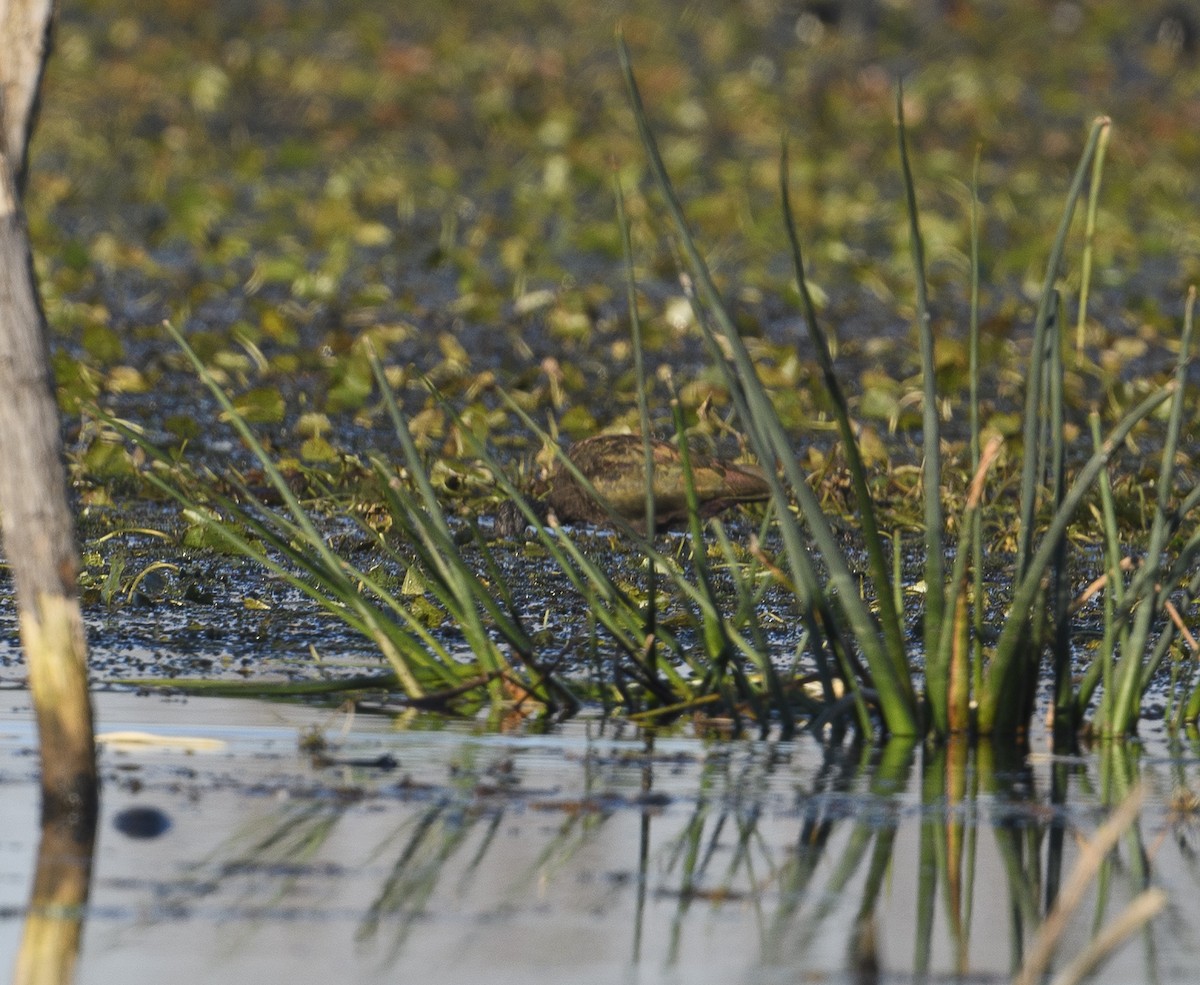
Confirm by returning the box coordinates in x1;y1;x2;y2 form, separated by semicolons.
112;805;173;839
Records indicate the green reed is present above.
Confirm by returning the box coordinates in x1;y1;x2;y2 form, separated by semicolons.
618;38;1198;740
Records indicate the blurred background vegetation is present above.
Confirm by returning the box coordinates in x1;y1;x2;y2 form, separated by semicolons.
28;0;1200;492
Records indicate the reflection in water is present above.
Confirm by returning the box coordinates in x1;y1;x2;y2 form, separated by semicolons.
162;727;1174;982
112;806;172;840
14;811;97;985
11;699;1193;984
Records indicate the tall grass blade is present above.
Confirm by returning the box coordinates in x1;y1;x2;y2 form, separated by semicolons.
780;141;907;678
1074;512;1200;722
1075;120;1111;353
1104;286;1196;735
162;322;393;645
895;86;945;708
981;385;1177;733
619;35;919;735
1048;295;1073;735
153;322;497;698
616;177;659;680
669;402;728;656
711;519;800;735
153;474;455;695
366;356;558;705
1015;118;1110;583
968;148;985;703
363;452;575;710
935;437;1003;733
1086;414;1123;729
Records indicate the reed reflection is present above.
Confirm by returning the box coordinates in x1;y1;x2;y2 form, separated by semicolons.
92;723;1174;984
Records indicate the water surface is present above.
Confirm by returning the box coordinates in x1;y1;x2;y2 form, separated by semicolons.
2;692;1196;984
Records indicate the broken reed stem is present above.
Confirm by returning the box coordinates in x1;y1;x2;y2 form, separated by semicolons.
1012;786;1146;985
1047;888;1166;985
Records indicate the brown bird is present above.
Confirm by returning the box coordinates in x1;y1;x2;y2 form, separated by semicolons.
508;433;771;533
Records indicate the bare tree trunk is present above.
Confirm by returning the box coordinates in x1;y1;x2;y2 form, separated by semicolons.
1;0;95;828
1;0;54;188
0;156;96;829
1;1;98;980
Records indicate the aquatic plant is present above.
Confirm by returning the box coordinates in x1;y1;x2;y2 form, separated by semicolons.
117;320;574;718
615;38;1200;741
120;37;1200;744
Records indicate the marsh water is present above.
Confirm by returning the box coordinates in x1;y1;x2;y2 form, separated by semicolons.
2;690;1198;984
11;0;1200;981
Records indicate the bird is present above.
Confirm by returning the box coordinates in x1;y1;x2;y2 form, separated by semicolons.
494;433;771;535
